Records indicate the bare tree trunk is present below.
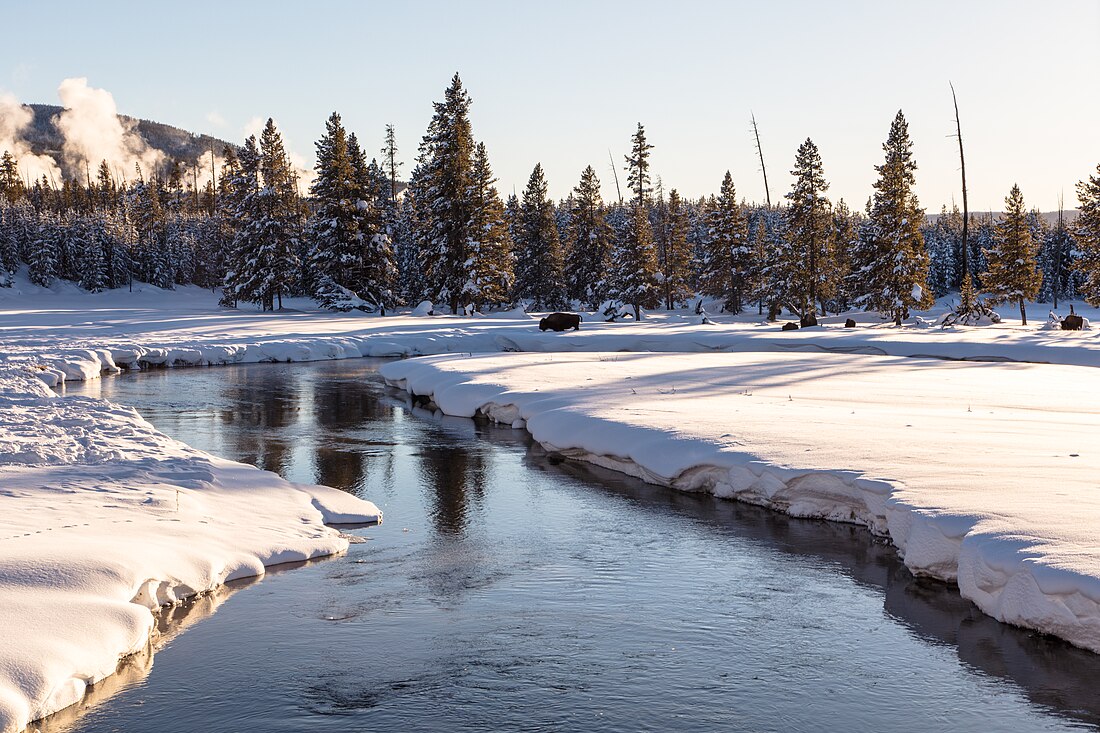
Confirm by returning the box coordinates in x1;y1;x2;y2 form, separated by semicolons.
608;150;623;205
751;112;771;207
1019;298;1027;325
951;83;969;283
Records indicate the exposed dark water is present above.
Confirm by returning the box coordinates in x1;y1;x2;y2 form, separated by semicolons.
55;360;1100;732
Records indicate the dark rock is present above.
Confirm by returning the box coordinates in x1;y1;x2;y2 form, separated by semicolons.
800;313;818;328
845;318;857;328
781;322;799;331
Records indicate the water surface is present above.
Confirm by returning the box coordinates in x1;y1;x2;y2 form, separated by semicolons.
58;360;1100;732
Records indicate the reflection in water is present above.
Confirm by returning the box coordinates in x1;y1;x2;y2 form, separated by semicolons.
60;361;1100;732
548;454;1100;728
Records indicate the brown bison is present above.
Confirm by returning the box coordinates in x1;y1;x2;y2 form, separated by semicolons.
539;312;582;332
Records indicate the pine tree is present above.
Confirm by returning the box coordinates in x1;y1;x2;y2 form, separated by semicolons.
466;142;512;308
79;215;108;292
858;111;932;325
1075;163;1100;306
307;112;382;310
565;165;613;308
240;118;301;310
131;177;167;286
982;184;1041;324
663;189;693;309
513;163;565;309
29;213;60;287
1038;204;1075;306
779;138;833;324
927;204;960;296
698;171;750;312
1;152;23;203
408;73;477;313
220;137;260;307
625;123;653;203
381;124;402;204
611;124;659;319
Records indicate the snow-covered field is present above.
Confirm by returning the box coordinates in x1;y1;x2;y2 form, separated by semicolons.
0;366;380;732
380;352;1100;654
1;276;1097;388
2;276;1100;730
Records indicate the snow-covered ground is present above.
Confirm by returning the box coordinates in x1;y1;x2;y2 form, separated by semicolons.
380;352;1100;654
0;275;1097;389
0;367;380;733
2;275;1100;730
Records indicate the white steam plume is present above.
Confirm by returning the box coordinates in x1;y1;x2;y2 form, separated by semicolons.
0;92;63;185
55;77;165;185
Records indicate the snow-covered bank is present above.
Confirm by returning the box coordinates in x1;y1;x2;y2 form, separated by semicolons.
2;280;1099;388
0;368;381;733
380;352;1100;653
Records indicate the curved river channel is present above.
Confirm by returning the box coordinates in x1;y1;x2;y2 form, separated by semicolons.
54;359;1100;732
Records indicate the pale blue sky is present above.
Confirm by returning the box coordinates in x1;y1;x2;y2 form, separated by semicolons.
6;0;1099;210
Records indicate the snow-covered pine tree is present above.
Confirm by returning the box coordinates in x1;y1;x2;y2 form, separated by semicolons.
220;138;259;307
355;150;398;313
513;163;565;310
926;204;959;296
466;142;512;309
79;215;108;292
1074;163;1100;306
565;165;613;309
130;176;167;287
0;205;18;282
663;189;693;310
779;138;834;324
830;200;859;312
29;213;60;287
982;184;1041;324
408;73;477;314
1038;204;1076;306
857;111;932;325
238;119;301;310
307;113;395;311
611;124;659;319
698;171;750;312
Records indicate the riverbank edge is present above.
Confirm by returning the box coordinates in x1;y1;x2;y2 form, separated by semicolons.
0;369;382;733
378;355;1100;657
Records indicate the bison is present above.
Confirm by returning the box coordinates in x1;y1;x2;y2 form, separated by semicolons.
539;312;582;332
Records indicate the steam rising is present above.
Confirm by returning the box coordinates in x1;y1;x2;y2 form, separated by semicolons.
0;77;310;193
55;77;164;184
0;92;62;185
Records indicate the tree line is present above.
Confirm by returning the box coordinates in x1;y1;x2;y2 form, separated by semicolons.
2;72;1099;324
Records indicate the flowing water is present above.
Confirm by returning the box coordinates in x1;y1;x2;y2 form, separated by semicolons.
55;360;1100;732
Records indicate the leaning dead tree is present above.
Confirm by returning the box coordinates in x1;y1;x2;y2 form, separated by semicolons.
751;112;771;207
607;149;623;205
951;82;969;280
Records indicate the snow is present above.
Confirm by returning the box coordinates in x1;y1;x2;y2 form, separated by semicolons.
0;366;380;732
3;274;1100;727
1;278;1098;389
380;352;1100;655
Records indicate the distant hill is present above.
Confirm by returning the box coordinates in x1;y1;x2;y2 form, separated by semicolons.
23;104;234;176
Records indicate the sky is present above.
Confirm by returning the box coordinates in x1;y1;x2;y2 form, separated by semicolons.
3;0;1098;211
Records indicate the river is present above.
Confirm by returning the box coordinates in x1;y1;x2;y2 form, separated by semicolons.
54;359;1100;732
